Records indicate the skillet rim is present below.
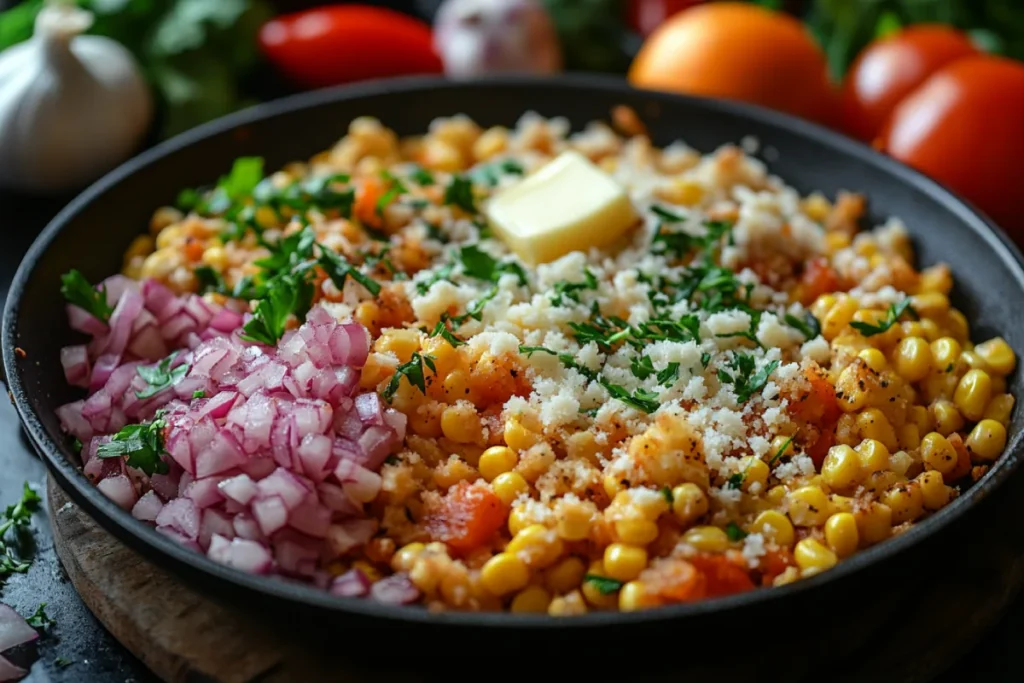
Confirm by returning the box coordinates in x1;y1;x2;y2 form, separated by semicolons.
5;73;1024;628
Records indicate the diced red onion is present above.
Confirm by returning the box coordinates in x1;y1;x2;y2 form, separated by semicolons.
256;467;312;511
207;535;273;574
198;509;235;551
97;474;137;510
155;525;202;552
288;499;332;538
131;490;165;521
325;518;377;557
232;513;265;542
357;425;397;471
103;290;145;357
184;477;225;509
370;573;420;605
334;459;382;504
60;345;91;388
297;433;332;482
252;496;289;536
329;568;371;597
218;474;258;506
67;304;108;337
155;497;200;541
194;429;247;478
56;401;93;442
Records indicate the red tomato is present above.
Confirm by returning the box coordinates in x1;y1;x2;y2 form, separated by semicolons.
881;56;1024;235
258;6;443;90
626;0;705;37
424;481;505;554
840;25;978;142
688;555;755;598
798;256;842;305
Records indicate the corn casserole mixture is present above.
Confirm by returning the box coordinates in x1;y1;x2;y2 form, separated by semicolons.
67;111;1017;615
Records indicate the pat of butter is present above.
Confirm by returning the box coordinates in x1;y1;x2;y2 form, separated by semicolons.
484;150;639;265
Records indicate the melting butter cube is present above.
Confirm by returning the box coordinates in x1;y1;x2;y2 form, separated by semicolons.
484;150;639;264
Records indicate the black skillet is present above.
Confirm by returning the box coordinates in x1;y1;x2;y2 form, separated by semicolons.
5;75;1024;681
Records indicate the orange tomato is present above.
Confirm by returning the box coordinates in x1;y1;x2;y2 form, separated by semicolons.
628;3;836;123
688;554;755;598
424;481;505;554
881;56;1024;234
354;177;388;229
798;256;843;305
840;25;978;143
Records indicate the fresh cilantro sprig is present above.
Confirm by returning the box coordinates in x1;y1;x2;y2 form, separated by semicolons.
136;351;189;399
550;268;598;307
319;246;383;297
240;271;314;345
409;166;435;186
444;175;476;213
382;352;437;402
458;245;528;286
60;270;113;323
430;319;466;347
850;299;917;337
717;353;779;403
725;521;748;542
96;417;170;476
0;482;40;579
785;311;822;340
584;574;624;595
468;159;525;187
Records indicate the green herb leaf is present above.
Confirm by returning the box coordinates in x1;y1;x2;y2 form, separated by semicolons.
26;603;54;630
194;266;229;295
96;420;169;476
726;472;746;490
550;268;598;306
657;362;681;387
457;245;528;286
700;352;712;369
725;521;748;542
583;574;623;595
468;159;525;187
375;171;407;216
60;270;113;323
785;311;822;340
768;435;795;467
416;262;455;295
240;273;309;345
718;354;779;403
136;351;189;399
424;223;449;244
55;657;73;669
630;355;657;380
192;390;206;399
444;175;476;213
410;166;435;186
661;487;674;504
850;299;916;337
218;157;263;201
382;352;436;402
318;247;382;297
430;319;467;347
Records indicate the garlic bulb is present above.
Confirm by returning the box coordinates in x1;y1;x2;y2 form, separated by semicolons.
434;0;562;79
0;3;153;193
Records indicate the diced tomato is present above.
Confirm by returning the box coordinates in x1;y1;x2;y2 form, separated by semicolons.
644;559;707;602
757;548;795;585
688;554;756;598
424;481;505;554
946;433;973;482
791;365;841;426
806;426;836;467
799;256;841;305
354;177;387;230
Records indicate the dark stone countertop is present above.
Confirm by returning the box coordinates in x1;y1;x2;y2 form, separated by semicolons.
0;191;1020;683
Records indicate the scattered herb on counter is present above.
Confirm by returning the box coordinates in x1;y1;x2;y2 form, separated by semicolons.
54;657;73;669
96;417;169;477
0;482;41;579
382;352;437;402
849;299;917;337
26;603;54;630
584;573;624;595
136;351;189;399
60;269;113;323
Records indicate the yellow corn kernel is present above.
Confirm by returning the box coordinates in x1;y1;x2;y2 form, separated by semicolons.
829;494;855;513
440;403;483;444
614;518;660;546
854;502;893;546
391;543;425;573
919;318;941;342
856;409;899;452
492;471;529;506
835;364;870;413
682;525;730;553
671;483;709;525
911;292;950;318
985;394;1015;426
409;556;442;593
770;435;796;460
821;445;862;491
921;371;959;404
508;505;530;536
786;487;833;527
354;301;380;331
737;456;770;493
773;566;801;587
618;581;652;612
858;348;888;372
909;405;932;433
472;126;508;161
510;585;551;613
965;419;1008;462
918;264;953;295
603;544;648;582
892;337;932;382
902;321;927;339
420;336;460;375
898;423;921;451
139;248;180;280
959;350;989;372
943;309;969;342
920;432;958;475
917;471;956;510
545;557;586;595
855;438;890;473
930;337;962;372
824;512;859;558
548;590;588;616
480;553;530;596
580;576;619;608
803;193;832;222
822;296;859;341
975;337;1016;376
852;309;901;347
862;469;904;494
374;329;421;362
794;538;838;575
659;178;705;207
882;482;925;524
750;510;795;547
442;369;471;400
504;419;540;452
930;400;965;436
507;524;564;569
811;294;837;321
478;446;519;482
992;375;1007;395
954;369;992;421
555;503;593;542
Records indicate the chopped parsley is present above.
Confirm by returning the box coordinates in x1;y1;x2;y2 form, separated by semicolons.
785;311;822;340
375;171;407;216
468;159;525;187
26;603;54;630
424;222;449;244
319;246;382;297
584;574;623;595
0;482;40;579
71;438;82;452
716;309;765;349
382;352;436;402
717;353;779;403
240;271;313;346
651;219;731;260
444;175;476;213
650;204;685;222
136;351;189;399
725;521;748;542
429;319;466;347
458;245;527;286
192;390;206;399
409;166;435;186
96;417;169;476
55;657;73;669
630;355;657;380
193;266;228;295
415;262;455;295
549;268;598;306
850;299;917;337
660;487;674;504
656;362;681;386
60;269;113;322
700;352;712;368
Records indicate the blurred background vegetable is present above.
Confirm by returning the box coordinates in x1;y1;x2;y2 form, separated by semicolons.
433;0;561;78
